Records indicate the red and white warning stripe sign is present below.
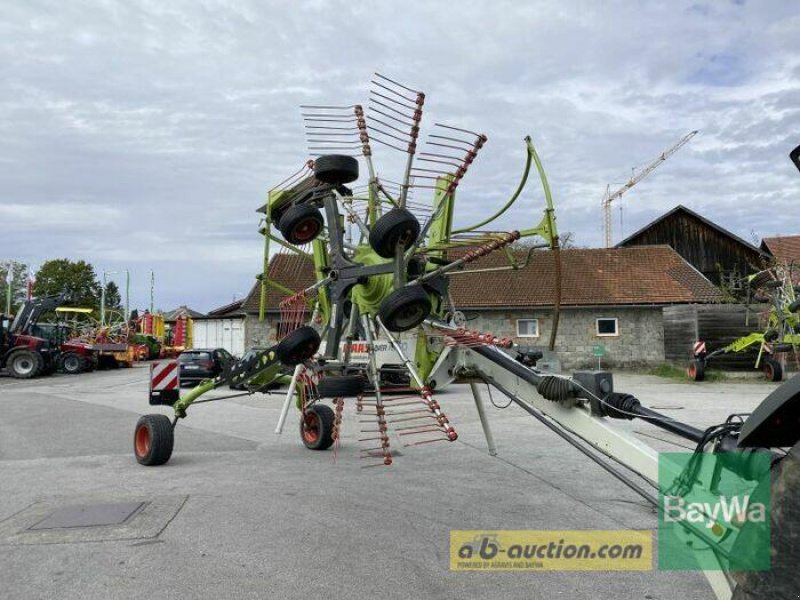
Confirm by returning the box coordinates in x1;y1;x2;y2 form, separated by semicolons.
150;360;179;392
693;341;706;355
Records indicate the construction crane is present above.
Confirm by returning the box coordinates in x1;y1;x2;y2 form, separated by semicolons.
602;130;698;247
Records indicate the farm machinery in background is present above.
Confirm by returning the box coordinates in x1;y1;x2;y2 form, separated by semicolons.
131;77;800;598
132;311;193;361
689;265;800;382
0;295;64;378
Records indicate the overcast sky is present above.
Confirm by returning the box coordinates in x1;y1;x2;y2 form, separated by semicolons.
1;0;798;312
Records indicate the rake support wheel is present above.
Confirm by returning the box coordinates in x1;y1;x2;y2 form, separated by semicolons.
300;404;335;450
317;375;366;398
687;359;705;382
314;154;359;185
369;208;420;259
275;326;321;366
134;414;174;466
378;285;432;332
762;357;782;382
278;204;324;244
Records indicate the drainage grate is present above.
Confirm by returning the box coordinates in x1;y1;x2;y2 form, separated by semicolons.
28;502;146;531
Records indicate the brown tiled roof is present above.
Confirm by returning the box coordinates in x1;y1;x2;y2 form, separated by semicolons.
448;246;721;308
236;245;721;314
241;253;316;314
762;235;800;265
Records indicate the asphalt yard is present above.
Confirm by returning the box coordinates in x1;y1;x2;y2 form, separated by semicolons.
0;366;785;599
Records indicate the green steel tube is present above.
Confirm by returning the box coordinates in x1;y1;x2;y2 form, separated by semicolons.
451;137;534;234
173;379;217;417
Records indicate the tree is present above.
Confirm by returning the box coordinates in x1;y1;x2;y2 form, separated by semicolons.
33;259;101;309
104;281;123;314
0;261;29;313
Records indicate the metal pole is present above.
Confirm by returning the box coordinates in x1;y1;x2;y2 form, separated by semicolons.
150;270;155;313
275;363;303;435
101;271;107;326
469;381;497;456
125;270;130;320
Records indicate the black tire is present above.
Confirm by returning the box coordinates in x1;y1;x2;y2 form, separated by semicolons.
731;442;800;599
764;329;780;342
762;357;783;382
378;285;432;332
789;299;800;313
687;358;705;382
317;375;366;398
314;154;359;185
300;404;335;450
277;204;324;245
7;350;40;379
134;414;174;466
275;326;321;366
58;352;83;375
368;208;421;258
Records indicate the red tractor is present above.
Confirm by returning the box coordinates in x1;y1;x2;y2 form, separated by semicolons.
0;295;63;378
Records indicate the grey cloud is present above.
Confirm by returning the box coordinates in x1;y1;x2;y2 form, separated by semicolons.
1;0;799;311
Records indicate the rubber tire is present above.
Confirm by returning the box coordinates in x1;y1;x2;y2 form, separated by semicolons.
731;442;800;599
133;414;174;466
58;352;83;375
789;299;800;313
300;404;335;450
275;326;321;366
314;154;359;185
687;359;705;382
277;204;324;245
763;357;783;382
317;375;366;398
7;350;40;379
368;208;421;258
378;285;432;332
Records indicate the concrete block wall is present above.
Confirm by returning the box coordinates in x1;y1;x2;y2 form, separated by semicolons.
244;315;279;349
463;307;665;371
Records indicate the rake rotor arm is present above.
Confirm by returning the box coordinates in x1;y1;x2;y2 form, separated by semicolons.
171;347;288;418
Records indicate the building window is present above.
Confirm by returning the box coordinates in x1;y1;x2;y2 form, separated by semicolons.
516;318;539;337
596;318;618;337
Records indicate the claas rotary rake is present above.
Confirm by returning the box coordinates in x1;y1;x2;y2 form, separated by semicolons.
130;81;800;597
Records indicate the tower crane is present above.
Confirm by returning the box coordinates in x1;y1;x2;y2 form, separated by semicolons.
602;130;698;247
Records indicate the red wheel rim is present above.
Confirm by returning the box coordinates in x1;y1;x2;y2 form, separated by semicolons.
292;219;320;242
765;364;773;380
301;412;320;444
687;364;696;379
135;425;151;458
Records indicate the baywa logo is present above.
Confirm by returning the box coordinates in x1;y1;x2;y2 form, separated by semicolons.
662;494;766;528
658;452;772;571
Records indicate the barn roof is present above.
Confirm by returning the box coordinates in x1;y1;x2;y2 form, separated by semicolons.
448;246;722;308
230;245;720;314
616;204;766;257
163;305;206;321
761;235;800;265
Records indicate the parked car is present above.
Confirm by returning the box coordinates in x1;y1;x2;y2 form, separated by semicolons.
178;348;234;385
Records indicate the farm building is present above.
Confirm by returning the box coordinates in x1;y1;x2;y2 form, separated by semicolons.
616;205;769;294
209;246;722;370
761;235;800;283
